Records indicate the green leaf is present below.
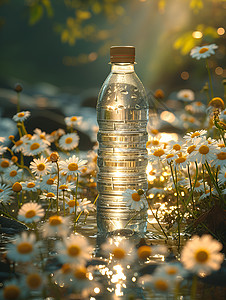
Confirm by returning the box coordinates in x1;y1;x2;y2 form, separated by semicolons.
29;4;43;25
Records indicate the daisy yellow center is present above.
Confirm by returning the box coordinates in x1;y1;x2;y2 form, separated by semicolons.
0;189;3;192
40;134;45;139
194;181;201;187
173;144;181;151
61;263;71;274
187;145;196;154
26;273;42;289
27;182;35;188
196;101;202;106
59;184;68;190
217;152;226;160
18;112;25;117
199;145;209;154
68;200;76;207
195;250;209;263
224;111;226;115
67;245;81;256
25;210;36;218
15;140;23;146
166;154;174;159
68;162;78;171
152;140;159;146
65;137;73;144
175;157;186;164
71;116;77;121
12;182;22;192
191;132;200;138
188;117;195;123
74;267;87;280
1;160;10;168
224;172;226;178
112;247;126;259
154;279;169;291
153;149;165;157
205;189;210;194
37;163;45;171
199;47;208;54
146;141;151;147
151;129;159;135
46;178;54;185
137;246;152;260
81;167;87;173
167;267;177;275
30;143;40;150
149;170;156;175
17;242;33;254
47;192;55;198
183;93;188;98
9;170;17;177
131;192;140;202
49;216;62;226
3;285;20;300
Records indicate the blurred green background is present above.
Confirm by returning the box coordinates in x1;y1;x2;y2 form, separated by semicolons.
0;0;225;94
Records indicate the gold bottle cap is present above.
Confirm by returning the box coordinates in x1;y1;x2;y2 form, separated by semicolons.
110;46;135;63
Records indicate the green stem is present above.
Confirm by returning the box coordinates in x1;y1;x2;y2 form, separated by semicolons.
206;59;214;99
75;211;83;223
205;161;224;202
191;275;198;300
187;164;195;210
63;190;65;217
55;162;60;215
17;92;20;113
124;210;141;229
146;198;168;239
0;209;18;221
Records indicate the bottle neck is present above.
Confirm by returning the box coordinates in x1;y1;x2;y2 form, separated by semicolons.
111;63;135;74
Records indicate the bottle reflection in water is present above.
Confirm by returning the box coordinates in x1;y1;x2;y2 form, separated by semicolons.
97;46;149;235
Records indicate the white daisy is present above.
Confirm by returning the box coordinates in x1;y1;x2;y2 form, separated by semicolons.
102;238;136;265
149;146;166;164
21;181;39;192
189;139;218;164
23;138;48;156
138;274;172;294
174;153;189;169
218;166;226;186
18;202;44;223
6;232;39;262
33;128;53;145
212;149;226;168
59;155;87;176
0;183;13;204
30;156;52;177
154;262;187;283
53;263;73;286
181;178;205;193
199;187;213;201
4;165;23;183
186;101;206;114
11;136;29;153
162;151;177;164
166;140;184;152
56;233;92;265
13;111;31;122
65;196;96;214
181;114;201;129
122;188;147;211
181;234;224;276
183;130;207;141
38;175;57;192
0;278;27;300
190;44;218;60
65;116;83;128
70;265;94;297
59;133;80;151
0;144;7;155
42;215;69;238
137;245;167;261
177;89;195;102
39;191;57;202
0;158;12;171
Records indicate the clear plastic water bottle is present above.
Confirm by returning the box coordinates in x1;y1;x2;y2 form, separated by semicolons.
96;46;149;235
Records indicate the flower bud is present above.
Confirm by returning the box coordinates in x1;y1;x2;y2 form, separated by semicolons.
11;156;18;163
49;152;59;162
12;182;22;192
8;135;15;141
14;83;23;93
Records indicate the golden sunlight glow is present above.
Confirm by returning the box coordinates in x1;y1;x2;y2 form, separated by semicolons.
217;27;225;35
160;111;176;123
146;163;156;182
192;31;203;39
159;133;179;144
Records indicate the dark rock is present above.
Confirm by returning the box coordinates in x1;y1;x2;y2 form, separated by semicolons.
0;216;27;234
